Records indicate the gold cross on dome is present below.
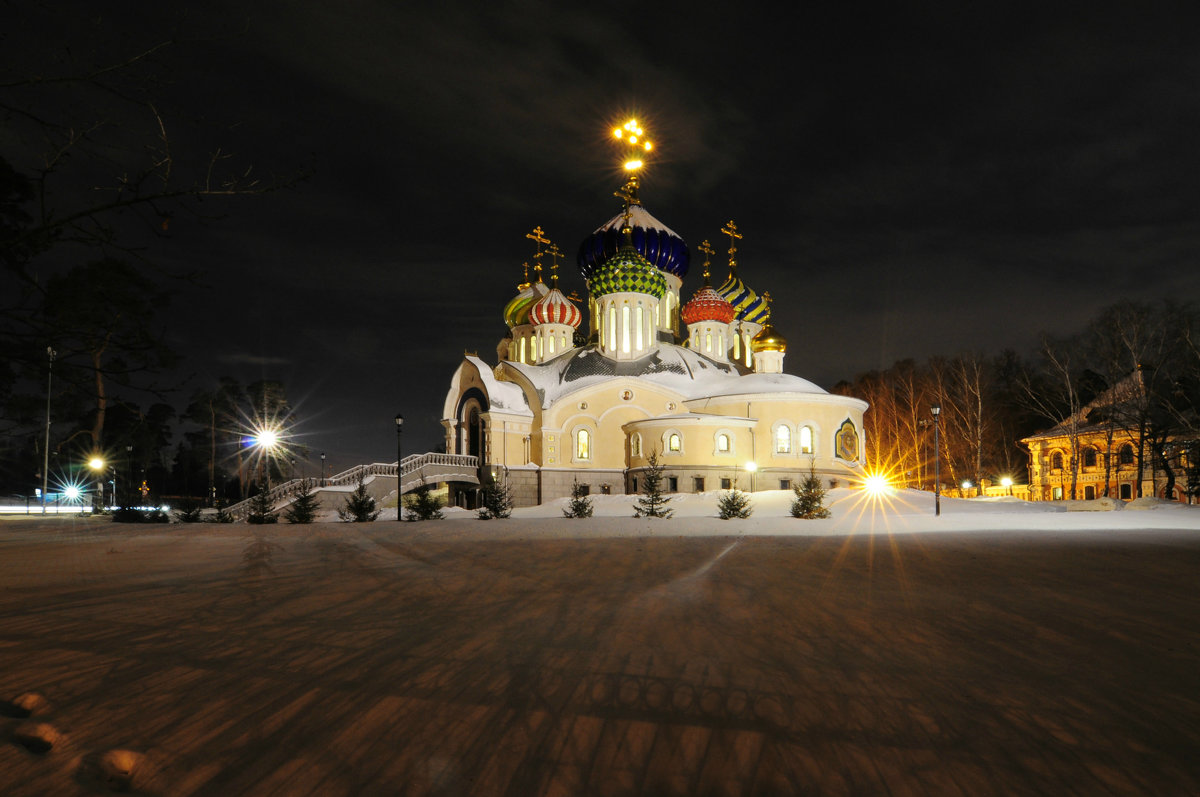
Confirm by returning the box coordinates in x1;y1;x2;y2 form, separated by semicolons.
526;225;550;277
763;291;773;320
547;243;563;287
720;221;742;270
697;239;715;281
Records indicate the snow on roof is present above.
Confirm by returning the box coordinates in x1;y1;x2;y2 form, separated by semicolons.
465;356;532;417
502;344;839;408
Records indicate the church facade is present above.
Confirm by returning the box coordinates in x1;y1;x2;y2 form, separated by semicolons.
441;121;867;507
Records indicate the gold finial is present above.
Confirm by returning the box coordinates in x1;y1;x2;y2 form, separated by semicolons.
519;261;530;290
697;239;715;284
533;260;544;283
720;220;742;273
762;290;773;321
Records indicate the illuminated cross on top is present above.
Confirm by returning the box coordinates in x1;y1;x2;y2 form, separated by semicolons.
720;220;743;271
526;225;550;278
547;243;563;287
697;239;715;282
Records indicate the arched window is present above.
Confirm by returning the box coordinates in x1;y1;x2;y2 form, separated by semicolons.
1119;444;1135;465
775;425;791;454
717;433;730;453
630;433;642;457
576;429;590;460
1082;447;1097;468
799;426;813;455
621;305;631;354
668;433;681;452
519;337;526;363
1052;452;1064;470
636;305;644;350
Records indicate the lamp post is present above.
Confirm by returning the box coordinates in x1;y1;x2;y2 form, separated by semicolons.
931;405;941;516
962;480;972;498
395;413;404;501
320;452;326;487
125;445;133;508
88;457;114;511
1001;476;1013;496
41;347;55;514
745;460;757;493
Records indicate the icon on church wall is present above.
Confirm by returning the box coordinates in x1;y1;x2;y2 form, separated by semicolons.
836;420;859;463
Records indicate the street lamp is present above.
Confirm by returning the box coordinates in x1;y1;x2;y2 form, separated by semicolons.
745;460;757;493
962;480;972;498
253;428;281;490
42;347;55;515
395;413;404;502
88;457;115;510
320;452;326;487
931;405;941;517
1001;476;1013;496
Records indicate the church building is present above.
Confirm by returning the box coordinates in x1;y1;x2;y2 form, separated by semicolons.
442;120;867;506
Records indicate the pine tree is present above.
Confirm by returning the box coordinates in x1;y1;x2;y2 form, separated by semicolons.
563;479;594;518
403;483;444;521
338;471;381;522
284;478;320;524
717;489;753;519
175;502;204;523
634;452;673;518
213;500;234;523
791;466;831;519
246;480;279;524
478;477;513;519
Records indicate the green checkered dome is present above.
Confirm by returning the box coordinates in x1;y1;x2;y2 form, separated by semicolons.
588;243;668;299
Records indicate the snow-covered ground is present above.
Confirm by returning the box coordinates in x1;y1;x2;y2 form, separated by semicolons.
358;488;1200;538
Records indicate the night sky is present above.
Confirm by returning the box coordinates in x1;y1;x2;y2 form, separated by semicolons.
8;2;1200;471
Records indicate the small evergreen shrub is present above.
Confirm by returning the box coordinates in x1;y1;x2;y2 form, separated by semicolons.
212;501;235;523
563;479;594;518
284;479;320;524
338;471;380;522
403;483;444;521
717;489;753;519
791;468;831;519
175;503;204;523
478;478;513;519
246;482;279;525
634;452;673;518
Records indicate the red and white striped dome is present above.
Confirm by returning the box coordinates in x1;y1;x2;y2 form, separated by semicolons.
528;288;582;328
681;285;735;325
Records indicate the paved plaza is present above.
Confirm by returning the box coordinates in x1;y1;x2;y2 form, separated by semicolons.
1;517;1198;795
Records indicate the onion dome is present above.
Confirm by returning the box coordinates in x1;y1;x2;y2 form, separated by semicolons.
589;244;668;299
681;282;735;325
529;288;582;328
577;204;689;281
502;285;536;328
751;321;787;352
716;271;768;325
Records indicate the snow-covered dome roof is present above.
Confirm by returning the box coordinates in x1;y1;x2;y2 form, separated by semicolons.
529;287;582;328
577;204;689;280
589;244;668;299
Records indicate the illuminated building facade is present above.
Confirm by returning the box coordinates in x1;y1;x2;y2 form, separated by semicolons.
442;120;867;506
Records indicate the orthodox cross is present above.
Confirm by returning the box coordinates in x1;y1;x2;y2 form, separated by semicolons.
526;226;550;277
547;243;563;287
697;239;715;282
720;221;742;271
762;291;773;321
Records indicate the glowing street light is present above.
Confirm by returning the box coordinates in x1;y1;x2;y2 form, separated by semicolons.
88;457;116;509
745;460;757;493
1001;476;1014;496
962;480;972;498
395;413;404;506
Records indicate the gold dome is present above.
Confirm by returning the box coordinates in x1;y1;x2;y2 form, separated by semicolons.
751;322;787;353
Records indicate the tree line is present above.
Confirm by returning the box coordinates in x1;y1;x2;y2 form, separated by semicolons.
832;300;1200;498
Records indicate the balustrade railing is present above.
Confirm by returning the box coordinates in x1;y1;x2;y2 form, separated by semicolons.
222;453;479;521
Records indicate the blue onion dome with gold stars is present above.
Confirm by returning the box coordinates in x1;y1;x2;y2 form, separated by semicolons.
577;204;690;281
589;242;668;299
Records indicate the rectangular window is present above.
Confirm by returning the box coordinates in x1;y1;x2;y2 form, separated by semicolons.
622;305;631;353
1084;485;1095;500
609;305;617;350
1120;483;1132;500
636;306;644;350
668;476;678;492
601;484;611;495
1052;486;1063;500
548;335;555;354
693;477;705;493
779;479;791;490
631;477;638;492
720;477;732;490
578;484;590;496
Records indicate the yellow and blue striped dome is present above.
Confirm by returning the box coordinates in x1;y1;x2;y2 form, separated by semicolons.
716;271;768;325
